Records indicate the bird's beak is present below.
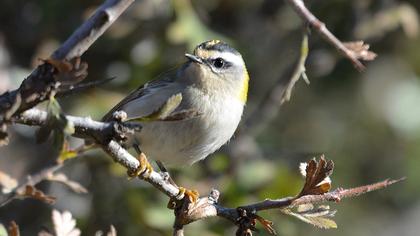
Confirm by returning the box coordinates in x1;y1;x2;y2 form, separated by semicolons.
185;53;203;64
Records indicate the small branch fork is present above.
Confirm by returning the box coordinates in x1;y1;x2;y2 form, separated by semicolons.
285;0;376;72
0;0;134;115
0;0;135;144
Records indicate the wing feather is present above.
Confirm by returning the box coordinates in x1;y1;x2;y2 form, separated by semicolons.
102;67;182;121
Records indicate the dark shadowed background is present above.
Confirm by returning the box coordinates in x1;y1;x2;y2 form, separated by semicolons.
1;0;420;235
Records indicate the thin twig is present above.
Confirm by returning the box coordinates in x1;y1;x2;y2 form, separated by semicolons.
244;31;309;137
0;0;134;118
183;178;404;225
0;164;63;207
285;0;366;71
52;0;134;60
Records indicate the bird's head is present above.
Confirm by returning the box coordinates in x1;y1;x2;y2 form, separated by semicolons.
184;40;249;103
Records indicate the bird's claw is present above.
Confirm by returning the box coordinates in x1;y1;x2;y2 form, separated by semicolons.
167;186;200;209
127;152;153;179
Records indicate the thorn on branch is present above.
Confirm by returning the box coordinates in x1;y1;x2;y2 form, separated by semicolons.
208;189;220;204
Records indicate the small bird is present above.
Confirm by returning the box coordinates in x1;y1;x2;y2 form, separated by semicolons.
103;40;249;169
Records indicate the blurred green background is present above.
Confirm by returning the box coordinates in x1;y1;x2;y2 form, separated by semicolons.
1;0;420;235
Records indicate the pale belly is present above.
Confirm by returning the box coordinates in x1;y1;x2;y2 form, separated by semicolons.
136;99;244;166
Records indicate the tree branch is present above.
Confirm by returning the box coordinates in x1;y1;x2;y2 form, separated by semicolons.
0;164;63;207
285;0;368;71
12;108;180;199
0;0;135;129
51;0;134;61
8;108;403;235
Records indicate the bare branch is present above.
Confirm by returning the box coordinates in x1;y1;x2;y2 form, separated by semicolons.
52;0;134;60
8;108;403;234
0;164;62;207
293;178;405;206
244;31;309;137
0;0;135;143
171;178;403;231
285;0;374;72
11;108;180;199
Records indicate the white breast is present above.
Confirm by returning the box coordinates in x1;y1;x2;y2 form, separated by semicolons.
136;88;244;166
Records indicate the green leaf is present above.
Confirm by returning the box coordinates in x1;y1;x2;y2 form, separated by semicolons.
58;146;78;162
282;204;337;229
36;95;76;159
59;150;77;161
281;31;310;103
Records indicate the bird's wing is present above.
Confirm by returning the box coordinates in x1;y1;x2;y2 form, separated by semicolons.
102;68;183;121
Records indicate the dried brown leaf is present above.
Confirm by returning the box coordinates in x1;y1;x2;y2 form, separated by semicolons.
19;185;56;204
8;221;20;236
52;209;81;236
47;173;88;194
0;171;18;194
343;41;377;61
43;57;88;85
298;155;334;197
255;215;276;235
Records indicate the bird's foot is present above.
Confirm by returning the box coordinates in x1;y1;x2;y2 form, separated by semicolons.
127;152;153;179
168;187;200;209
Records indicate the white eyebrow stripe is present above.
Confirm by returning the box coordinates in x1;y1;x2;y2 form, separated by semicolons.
210;51;243;66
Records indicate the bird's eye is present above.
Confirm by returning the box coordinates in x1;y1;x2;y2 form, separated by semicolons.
212;58;225;69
